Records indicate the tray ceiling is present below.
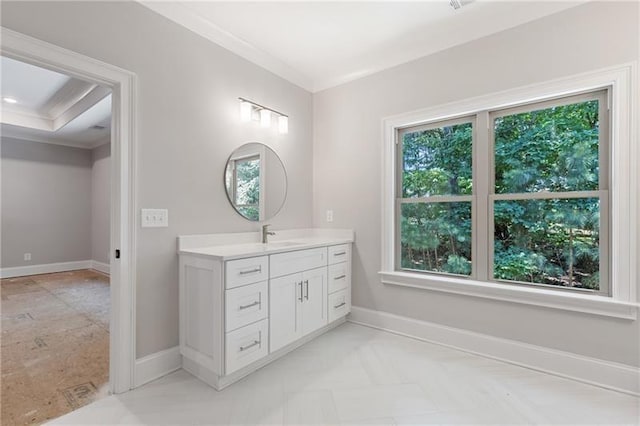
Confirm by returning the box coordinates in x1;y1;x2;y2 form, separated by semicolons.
1;56;111;148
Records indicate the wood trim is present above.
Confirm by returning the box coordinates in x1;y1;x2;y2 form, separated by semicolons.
379;270;638;320
134;346;182;388
0;27;138;394
349;306;640;396
91;260;111;275
0;260;92;279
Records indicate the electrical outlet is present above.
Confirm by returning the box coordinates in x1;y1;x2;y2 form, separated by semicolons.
141;209;169;228
24;253;31;261
326;210;334;222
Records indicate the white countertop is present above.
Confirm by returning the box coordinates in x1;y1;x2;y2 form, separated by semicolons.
177;229;354;261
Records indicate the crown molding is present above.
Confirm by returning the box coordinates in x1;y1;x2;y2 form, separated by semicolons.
42;78;95;118
1;130;109;150
1;85;110;132
52;85;110;130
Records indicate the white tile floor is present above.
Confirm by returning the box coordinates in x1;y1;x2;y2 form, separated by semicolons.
49;323;639;425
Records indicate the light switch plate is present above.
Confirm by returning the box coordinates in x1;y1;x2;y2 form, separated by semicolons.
141;209;169;228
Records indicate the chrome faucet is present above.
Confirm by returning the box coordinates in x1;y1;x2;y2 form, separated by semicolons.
262;224;276;244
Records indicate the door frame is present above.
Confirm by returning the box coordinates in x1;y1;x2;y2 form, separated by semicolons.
1;27;137;393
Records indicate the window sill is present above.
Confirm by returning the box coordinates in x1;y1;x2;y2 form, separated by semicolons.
379;271;638;320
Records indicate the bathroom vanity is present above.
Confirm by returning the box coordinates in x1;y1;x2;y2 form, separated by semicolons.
177;228;353;390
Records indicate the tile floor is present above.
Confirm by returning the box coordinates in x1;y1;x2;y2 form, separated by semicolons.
1;270;110;425
49;322;639;425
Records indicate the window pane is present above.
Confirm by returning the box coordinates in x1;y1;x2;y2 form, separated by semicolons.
400;202;472;275
494;100;599;194
235;158;260;206
494;198;600;290
402;122;472;197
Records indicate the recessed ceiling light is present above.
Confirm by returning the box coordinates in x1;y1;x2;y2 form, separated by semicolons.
3;97;17;104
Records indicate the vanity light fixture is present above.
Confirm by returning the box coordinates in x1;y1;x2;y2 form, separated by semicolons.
238;97;289;134
278;116;288;134
260;109;271;128
239;100;253;122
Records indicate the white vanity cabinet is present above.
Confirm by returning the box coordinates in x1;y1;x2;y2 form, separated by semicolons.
270;270;327;352
178;231;353;390
270;247;328;352
327;244;352;322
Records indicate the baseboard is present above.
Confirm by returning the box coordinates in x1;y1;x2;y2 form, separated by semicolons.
348;306;640;396
90;260;110;275
0;260;92;278
135;346;182;388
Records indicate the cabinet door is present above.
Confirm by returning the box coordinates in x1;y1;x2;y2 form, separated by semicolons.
269;273;302;352
301;267;327;336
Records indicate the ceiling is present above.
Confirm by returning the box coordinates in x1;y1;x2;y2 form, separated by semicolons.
141;1;585;92
1;56;111;149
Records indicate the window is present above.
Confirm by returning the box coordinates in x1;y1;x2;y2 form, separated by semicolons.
396;89;610;295
225;154;261;221
398;118;474;276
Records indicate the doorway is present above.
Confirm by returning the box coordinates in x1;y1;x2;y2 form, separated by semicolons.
0;26;136;419
1;53;114;423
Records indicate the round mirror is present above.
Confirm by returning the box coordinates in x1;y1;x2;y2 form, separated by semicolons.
224;143;287;221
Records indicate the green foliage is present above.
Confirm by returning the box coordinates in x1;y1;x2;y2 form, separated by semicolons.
236;158;260;205
235;157;260;220
494;100;599;193
402;123;473;197
400;99;602;290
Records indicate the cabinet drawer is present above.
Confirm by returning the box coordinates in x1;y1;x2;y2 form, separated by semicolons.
225;281;268;332
225;318;269;374
270;247;327;278
328;262;350;294
328;244;350;265
225;256;269;289
328;289;350;322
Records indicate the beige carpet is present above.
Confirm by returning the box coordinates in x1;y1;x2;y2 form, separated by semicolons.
1;270;110;425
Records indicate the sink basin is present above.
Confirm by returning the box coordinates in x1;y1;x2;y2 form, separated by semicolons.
264;241;304;248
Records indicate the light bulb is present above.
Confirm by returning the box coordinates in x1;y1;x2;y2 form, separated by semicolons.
260;109;271;128
240;101;252;122
278;115;288;134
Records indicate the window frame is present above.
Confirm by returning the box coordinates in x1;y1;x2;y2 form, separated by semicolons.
487;89;610;296
380;64;637;319
230;154;261;210
395;115;476;278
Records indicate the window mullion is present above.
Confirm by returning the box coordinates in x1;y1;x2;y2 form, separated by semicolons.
475;111;490;281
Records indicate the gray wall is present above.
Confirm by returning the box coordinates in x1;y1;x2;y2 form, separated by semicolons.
91;143;110;265
1;137;92;267
1;1;314;358
313;2;640;367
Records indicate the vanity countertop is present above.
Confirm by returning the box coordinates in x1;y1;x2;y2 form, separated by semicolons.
178;229;354;261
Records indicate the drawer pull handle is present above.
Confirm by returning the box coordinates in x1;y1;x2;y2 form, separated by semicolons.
333;302;346;309
239;266;262;275
298;281;304;302
239;301;260;310
333;252;346;256
239;340;260;352
334;274;346;280
304;280;309;300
